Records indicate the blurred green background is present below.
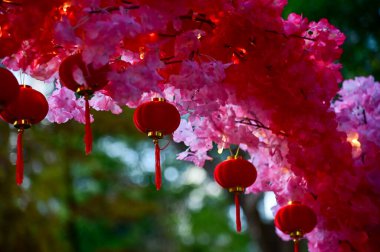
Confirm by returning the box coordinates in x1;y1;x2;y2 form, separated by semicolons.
0;0;379;251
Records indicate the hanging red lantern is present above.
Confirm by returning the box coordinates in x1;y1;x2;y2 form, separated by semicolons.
0;85;48;185
214;156;257;232
0;67;20;111
133;98;181;190
59;53;110;155
274;201;317;252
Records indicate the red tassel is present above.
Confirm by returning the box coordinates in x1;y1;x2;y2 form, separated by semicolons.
154;139;161;190
16;129;24;186
235;192;241;232
294;239;299;252
84;97;92;155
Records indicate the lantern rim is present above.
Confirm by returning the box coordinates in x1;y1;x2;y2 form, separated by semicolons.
288;200;301;205
13;119;32;129
228;186;245;193
290;230;303;240
152;97;166;102
76;86;94;96
148;131;163;139
227;155;243;160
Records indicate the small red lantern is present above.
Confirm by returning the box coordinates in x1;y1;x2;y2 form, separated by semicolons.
274;201;317;252
133;98;181;190
59;53;110;155
0;67;20;111
214;156;257;232
0;85;49;185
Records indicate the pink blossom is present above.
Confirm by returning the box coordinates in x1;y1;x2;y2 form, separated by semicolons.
90;92;122;114
177;148;213;168
47;86;87;124
105;50;164;107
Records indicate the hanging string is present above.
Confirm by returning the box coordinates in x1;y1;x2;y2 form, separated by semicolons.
84;96;92;155
159;138;171;151
229;147;233;156
235;146;240;158
153;139;161;191
16;128;24;186
293;239;299;252
235;192;241;232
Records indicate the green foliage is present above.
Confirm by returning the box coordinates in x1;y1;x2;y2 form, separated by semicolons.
284;0;380;80
0;110;254;251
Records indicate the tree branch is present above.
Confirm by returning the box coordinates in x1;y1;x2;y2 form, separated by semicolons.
235;117;288;137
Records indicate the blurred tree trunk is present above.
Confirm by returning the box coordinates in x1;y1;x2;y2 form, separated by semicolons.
0;123;22;250
63;146;81;252
0;123;12;249
242;195;293;252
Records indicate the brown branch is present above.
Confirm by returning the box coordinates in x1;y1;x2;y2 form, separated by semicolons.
193;17;216;29
158;33;178;38
88;5;139;14
362;109;367;124
179;12;215;29
235;117;288;137
361;153;366;164
265;29;316;42
163;59;183;65
235;117;271;130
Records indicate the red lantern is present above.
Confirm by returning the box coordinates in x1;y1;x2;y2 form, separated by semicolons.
133;98;181;190
59;53;110;155
214;156;257;232
274;201;317;252
0;85;49;185
0;67;20;111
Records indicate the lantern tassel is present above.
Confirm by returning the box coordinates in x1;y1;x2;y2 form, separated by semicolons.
235;192;241;232
16;129;24;186
293;239;299;252
154;139;161;191
84;97;92;155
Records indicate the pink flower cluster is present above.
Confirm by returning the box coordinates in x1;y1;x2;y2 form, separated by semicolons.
1;0;379;250
329;76;380;251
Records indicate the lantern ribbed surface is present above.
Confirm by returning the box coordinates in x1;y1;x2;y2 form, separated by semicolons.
0;67;19;110
275;201;317;237
214;156;257;190
1;85;48;125
133;98;181;136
